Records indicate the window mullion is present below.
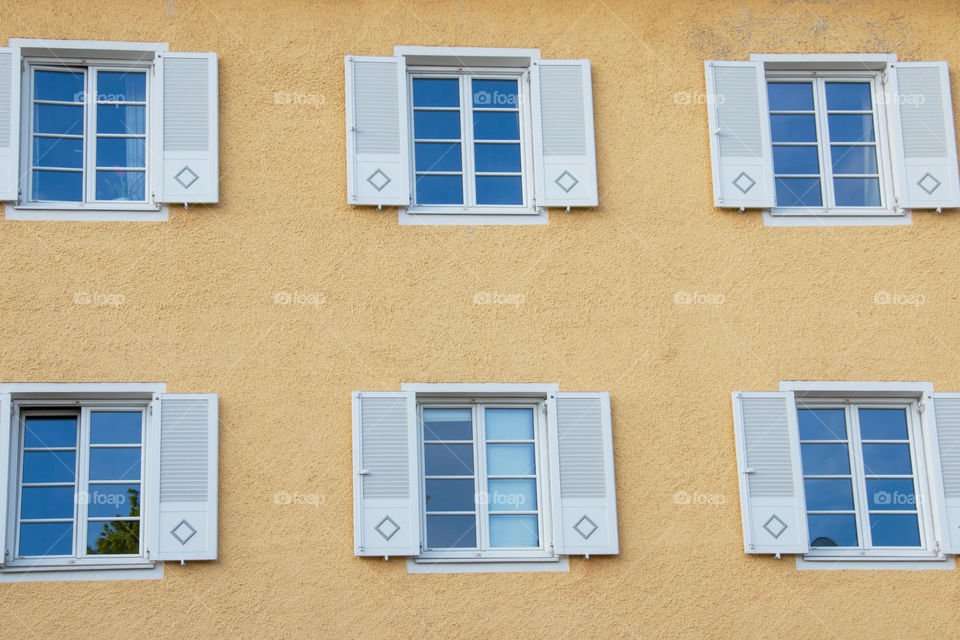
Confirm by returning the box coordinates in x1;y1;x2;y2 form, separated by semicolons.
848;404;872;549
474;404;489;551
76;407;91;558
813;78;835;209
462;75;476;208
84;68;96;204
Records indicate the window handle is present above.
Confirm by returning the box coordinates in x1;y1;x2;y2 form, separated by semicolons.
744;468;755;474
358;469;370;476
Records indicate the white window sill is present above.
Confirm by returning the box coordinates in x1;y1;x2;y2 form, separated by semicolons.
5;205;169;222
0;562;163;582
399;207;548;226
763;209;911;227
407;556;569;574
796;555;954;571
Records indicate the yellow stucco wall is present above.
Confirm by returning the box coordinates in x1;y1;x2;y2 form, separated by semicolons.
2;0;960;637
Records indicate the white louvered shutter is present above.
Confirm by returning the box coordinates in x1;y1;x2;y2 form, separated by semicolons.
352;391;419;556
156;393;218;561
533;60;598;208
547;392;618;555
931;393;960;553
345;56;410;207
704;61;775;209
157;52;219;204
0;47;20;201
0;393;10;565
888;62;960;209
731;392;808;554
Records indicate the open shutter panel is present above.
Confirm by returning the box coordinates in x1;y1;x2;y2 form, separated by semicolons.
156;393;218;561
0;393;10;565
0;47;19;201
534;60;598;207
731;392;808;554
888;62;960;209
157;52;219;204
931;394;960;553
704;61;775;209
547;392;618;555
352;391;419;556
345;56;410;207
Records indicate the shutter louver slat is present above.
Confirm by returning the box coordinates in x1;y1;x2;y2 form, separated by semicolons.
0;47;19;201
931;394;960;553
0;393;10;565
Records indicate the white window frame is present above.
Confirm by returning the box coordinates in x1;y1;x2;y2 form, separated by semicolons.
416;397;553;561
780;381;950;566
6;39;167;222
0;382;164;579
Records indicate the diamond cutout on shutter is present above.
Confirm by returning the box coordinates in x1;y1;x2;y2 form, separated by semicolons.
170;519;198;545
367;169;391;192
554;170;579;193
573;515;598;540
175;166;200;189
762;514;787;539
733;172;757;194
375;516;400;541
918;172;942;195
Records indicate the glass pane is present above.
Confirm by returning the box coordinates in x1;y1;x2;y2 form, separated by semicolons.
476;176;523;205
858;408;909;440
95;170;145;201
34;104;84;135
486;443;536;476
825;82;872;111
90;411;142;444
34;69;84;102
866;478;916;510
424;443;474;476
96;138;145;167
413;110;460;140
474;143;521;173
32;170;82;201
487;478;537;512
87;484;141;518
412;78;460;108
424;479;475;512
96;104;146;134
473;112;519;140
798;409;847;441
472;79;518;108
425;514;476;548
861;444;912;476
423;408;472;441
772;146;819;175
33;137;83;168
489;514;539;547
86;520;140;555
22;450;76;483
20;486;75;519
808;514;858;547
770;114;817;143
24;416;77;448
827;114;875;142
485;408;534;440
19;522;73;556
869;514;921;547
96;71;146;102
415;174;463;205
88;448;141;481
775;177;822;207
767;82;814;111
833;178;881;207
830;145;877;174
800;443;851;475
803;478;854;511
414;142;462;172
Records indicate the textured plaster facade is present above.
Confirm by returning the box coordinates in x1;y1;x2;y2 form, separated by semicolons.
1;0;960;638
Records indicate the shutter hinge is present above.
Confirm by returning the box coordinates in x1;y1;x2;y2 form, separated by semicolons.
935;540;942;554
919;402;926;414
881;70;889;85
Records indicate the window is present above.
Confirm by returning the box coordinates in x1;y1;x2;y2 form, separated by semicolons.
0;384;218;580
0;40;219;221
345;48;598;225
420;403;547;558
732;382;960;568
351;385;618;571
705;55;960;225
